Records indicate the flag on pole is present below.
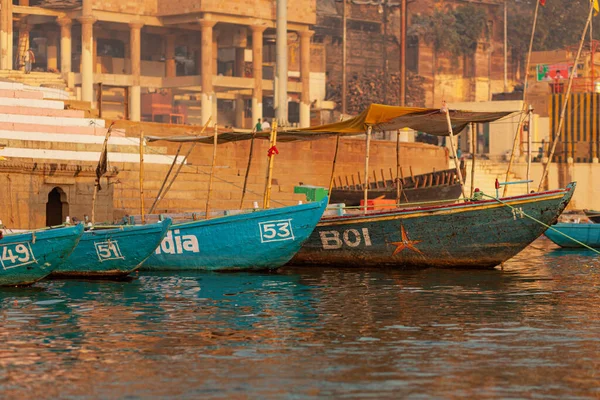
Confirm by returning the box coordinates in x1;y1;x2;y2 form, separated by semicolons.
593;0;600;15
539;0;546;5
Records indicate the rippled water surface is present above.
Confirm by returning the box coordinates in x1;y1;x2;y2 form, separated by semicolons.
1;237;600;399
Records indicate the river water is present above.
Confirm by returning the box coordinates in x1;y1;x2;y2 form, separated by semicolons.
1;237;599;399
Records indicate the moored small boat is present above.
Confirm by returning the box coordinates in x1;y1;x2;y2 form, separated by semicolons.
51;219;172;278
545;222;600;248
0;224;84;286
583;209;600;224
290;183;575;269
141;197;329;271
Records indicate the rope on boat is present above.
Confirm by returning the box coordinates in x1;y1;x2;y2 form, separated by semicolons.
482;193;600;255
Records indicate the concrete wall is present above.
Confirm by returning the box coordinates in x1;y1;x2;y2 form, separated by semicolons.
93;0;158;15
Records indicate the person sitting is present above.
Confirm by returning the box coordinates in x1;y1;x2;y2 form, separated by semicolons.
262;118;271;131
255;118;262;132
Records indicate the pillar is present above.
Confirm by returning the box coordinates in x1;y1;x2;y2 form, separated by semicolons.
17;22;30;72
0;0;14;70
57;17;71;73
235;95;245;128
200;19;216;125
47;31;58;71
251;25;266;127
165;33;176;78
235;47;245;77
299;30;313;128
129;22;143;122
78;16;95;103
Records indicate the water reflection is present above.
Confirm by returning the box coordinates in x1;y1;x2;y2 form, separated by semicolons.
1;238;600;398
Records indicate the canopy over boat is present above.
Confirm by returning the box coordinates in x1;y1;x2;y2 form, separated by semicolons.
145;104;514;144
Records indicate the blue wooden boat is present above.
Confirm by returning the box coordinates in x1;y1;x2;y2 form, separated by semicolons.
0;224;83;286
51;219;172;278
290;183;575;269
545;222;600;248
141;197;328;271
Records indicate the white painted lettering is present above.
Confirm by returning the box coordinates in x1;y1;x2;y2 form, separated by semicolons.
343;229;361;247
362;228;372;246
320;231;343;250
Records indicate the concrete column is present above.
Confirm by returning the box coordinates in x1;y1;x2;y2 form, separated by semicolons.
250;25;266;126
235;95;245;128
165;33;176;78
299;30;313;128
0;0;14;70
57;17;72;73
46;30;58;71
275;0;288;125
129;22;143;122
235;47;245;77
200;19;216;125
212;31;218;76
78;15;95;103
17;22;30;72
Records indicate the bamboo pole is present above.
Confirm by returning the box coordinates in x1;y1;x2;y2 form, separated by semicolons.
363;126;372;214
91;123;114;224
328;134;341;204
263;120;278;209
205;123;218;219
538;3;593;192
139;128;145;224
443;103;466;199
470;122;476;198
342;0;347;115
396;129;401;204
503;0;540;196
151;117;212;211
149;144;182;214
527;105;533;193
239;129;257;209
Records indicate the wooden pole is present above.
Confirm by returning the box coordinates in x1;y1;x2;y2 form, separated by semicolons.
328;134;341;204
239;130;257;209
443;104;466;199
539;3;594;192
470;122;476;198
149;144;182;214
91;123;113;224
400;0;406;106
342;0;347;115
503;0;540;195
527;105;533;193
205;123;218;219
152;117;212;211
363;126;372;214
396;129;401;204
263;120;278;209
139;128;145;224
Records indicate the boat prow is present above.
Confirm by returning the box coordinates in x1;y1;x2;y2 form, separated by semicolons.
0;224;84;286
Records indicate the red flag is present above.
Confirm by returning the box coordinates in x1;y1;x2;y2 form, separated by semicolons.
540;0;546;5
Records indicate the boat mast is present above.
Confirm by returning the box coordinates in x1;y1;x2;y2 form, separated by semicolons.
470;122;476;198
328;134;342;204
342;0;347;115
442;102;466;200
503;0;540;196
205;123;219;219
363;126;372;214
91;123;113;225
239;129;257;209
538;2;594;191
396;129;401;204
139;128;145;224
527;105;533;193
263;120;279;209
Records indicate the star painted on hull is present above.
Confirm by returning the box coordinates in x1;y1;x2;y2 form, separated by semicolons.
391;225;422;256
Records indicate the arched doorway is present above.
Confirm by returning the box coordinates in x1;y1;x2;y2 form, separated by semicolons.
46;187;69;226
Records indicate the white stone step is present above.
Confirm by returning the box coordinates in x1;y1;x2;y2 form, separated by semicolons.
0;96;64;109
0;113;105;128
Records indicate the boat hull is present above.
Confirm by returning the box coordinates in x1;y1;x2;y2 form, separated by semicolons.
290;184;575;269
330;183;462;207
51;219;172;278
545;223;600;248
0;224;84;286
583;209;600;224
141;198;328;271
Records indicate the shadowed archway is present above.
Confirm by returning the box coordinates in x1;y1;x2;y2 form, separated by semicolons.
46;187;69;226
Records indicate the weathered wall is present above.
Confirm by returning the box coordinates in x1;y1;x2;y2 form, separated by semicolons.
0;162;114;229
156;0;316;25
92;0;158;16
